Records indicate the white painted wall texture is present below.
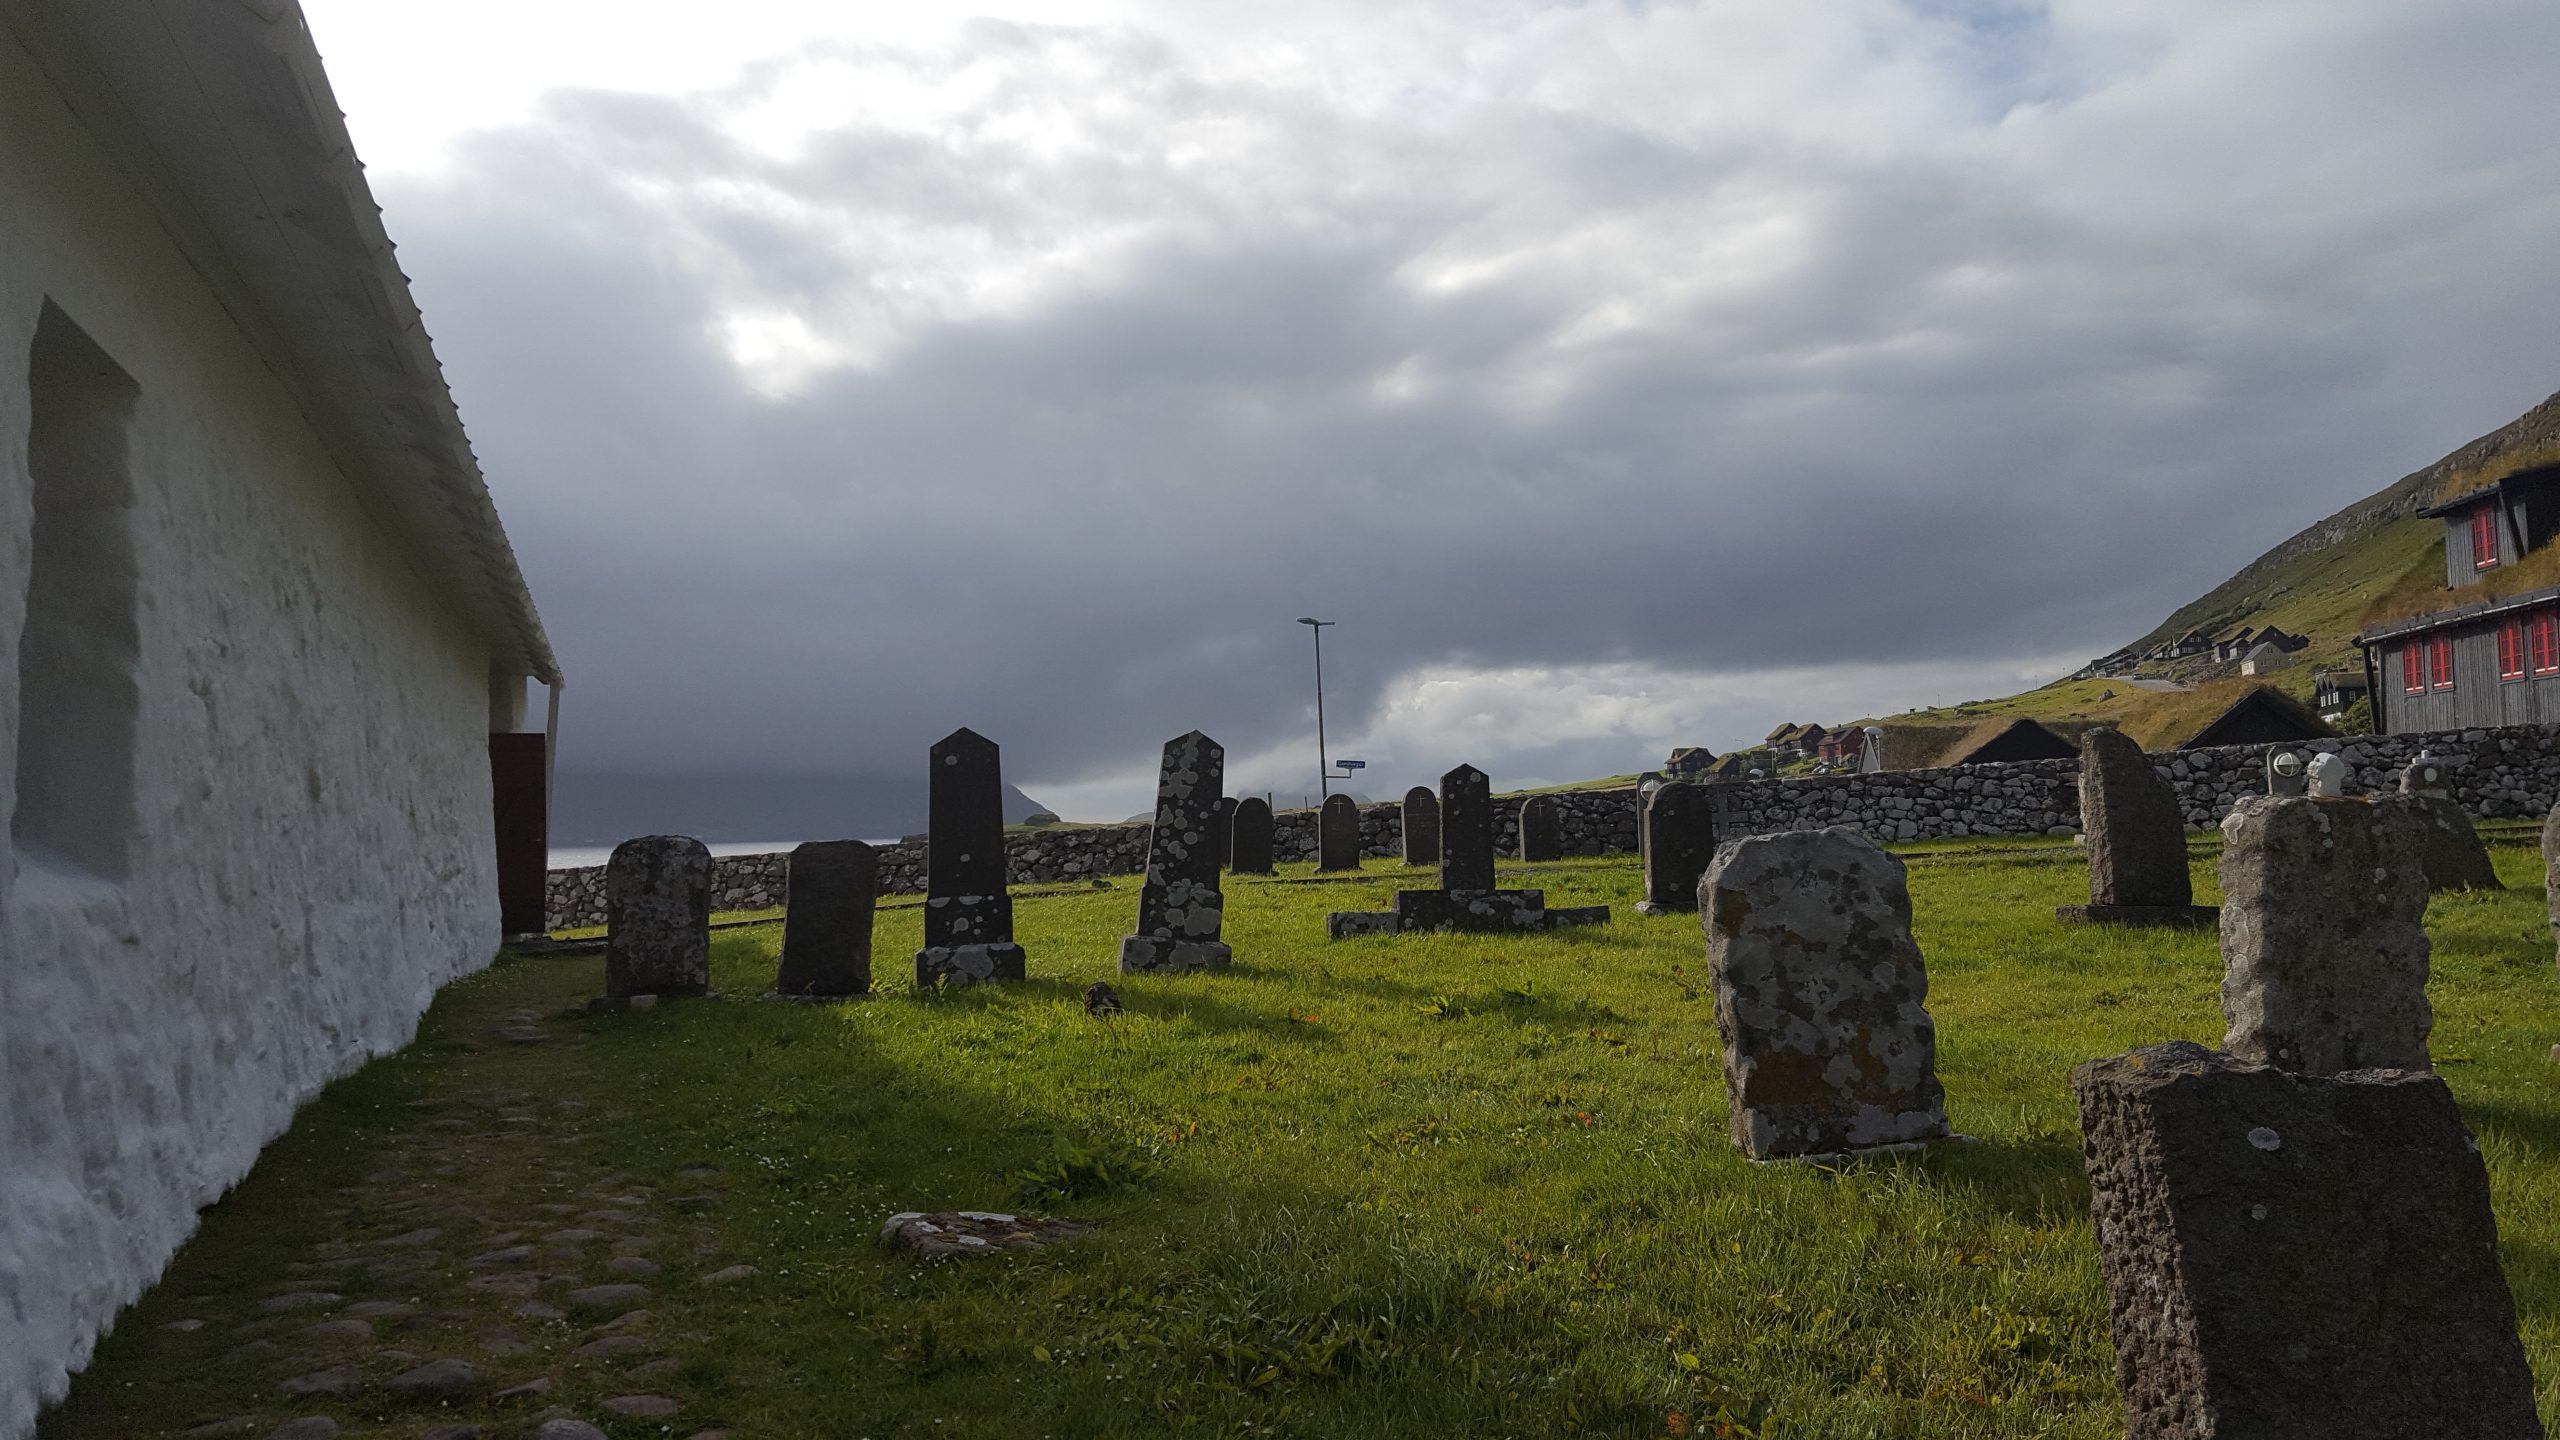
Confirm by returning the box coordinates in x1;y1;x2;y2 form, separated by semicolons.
0;31;503;1434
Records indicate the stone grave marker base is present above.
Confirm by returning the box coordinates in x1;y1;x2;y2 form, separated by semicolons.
2056;903;2219;927
915;943;1028;987
1118;936;1233;972
1325;888;1613;940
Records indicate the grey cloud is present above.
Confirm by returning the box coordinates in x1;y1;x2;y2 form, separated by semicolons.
384;2;2560;807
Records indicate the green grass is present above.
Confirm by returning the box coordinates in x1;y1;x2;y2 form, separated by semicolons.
41;843;2560;1439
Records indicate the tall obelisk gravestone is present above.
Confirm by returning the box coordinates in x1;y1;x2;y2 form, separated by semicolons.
1120;730;1234;972
914;727;1027;986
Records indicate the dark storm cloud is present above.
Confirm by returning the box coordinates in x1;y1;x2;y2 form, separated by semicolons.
388;2;2560;807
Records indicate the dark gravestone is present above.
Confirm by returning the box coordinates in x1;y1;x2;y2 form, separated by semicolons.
2073;1041;2540;1439
2219;796;2428;1075
2059;727;2214;927
1401;786;1440;866
914;727;1027;986
606;836;712;998
1229;797;1275;876
1438;764;1496;891
1636;782;1714;915
2387;751;2499;891
1316;793;1362;871
775;840;876;997
1517;795;1562;862
1120;731;1233;973
1701;827;1948;1160
1212;796;1238;870
1325;763;1610;938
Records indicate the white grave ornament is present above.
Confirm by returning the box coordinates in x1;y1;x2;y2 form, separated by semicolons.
2307;752;2347;798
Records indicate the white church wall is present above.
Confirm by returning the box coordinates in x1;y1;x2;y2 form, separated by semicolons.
0;31;503;1434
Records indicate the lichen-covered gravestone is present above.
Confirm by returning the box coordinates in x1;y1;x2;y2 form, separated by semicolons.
1120;730;1233;973
1229;796;1276;876
1636;782;1714;915
1517;795;1562;861
2383;751;2501;892
2219;795;2429;1074
1316;794;1362;871
2546;797;2560;979
2059;726;2213;927
1700;827;1948;1160
2072;1041;2540;1439
606;835;711;998
914;727;1028;986
775;839;876;997
1402;786;1439;866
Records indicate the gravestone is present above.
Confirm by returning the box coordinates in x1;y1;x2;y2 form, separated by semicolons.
2219;795;2428;1074
2547;797;2560;979
914;727;1028;986
1120;730;1233;973
1636;782;1714;915
2305;750;2347;797
1325;764;1610;938
2263;749;2307;797
1517;795;1562;861
1401;786;1440;866
606;836;711;999
2073;1041;2539;1439
2058;727;2214;927
2385;752;2501;891
1213;796;1237;870
1700;827;1948;1160
1316;794;1362;871
1438;764;1496;891
1229;796;1275;876
775;840;876;997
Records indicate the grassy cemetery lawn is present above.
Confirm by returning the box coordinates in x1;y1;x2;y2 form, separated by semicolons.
43;838;2560;1439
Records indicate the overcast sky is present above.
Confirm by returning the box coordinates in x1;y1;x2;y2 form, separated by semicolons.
301;0;2560;818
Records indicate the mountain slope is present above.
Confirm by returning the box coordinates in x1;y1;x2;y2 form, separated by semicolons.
1871;387;2560;743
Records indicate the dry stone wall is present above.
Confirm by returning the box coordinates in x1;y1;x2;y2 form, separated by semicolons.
546;723;2560;928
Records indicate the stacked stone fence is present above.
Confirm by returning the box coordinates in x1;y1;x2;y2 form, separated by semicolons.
545;723;2560;929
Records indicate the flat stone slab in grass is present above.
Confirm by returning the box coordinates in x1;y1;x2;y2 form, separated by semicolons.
385;1358;478;1402
881;1211;1096;1256
566;1283;652;1311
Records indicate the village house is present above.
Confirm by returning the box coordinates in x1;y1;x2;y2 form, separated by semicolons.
1;4;557;1430
2312;667;2371;723
2354;392;2560;734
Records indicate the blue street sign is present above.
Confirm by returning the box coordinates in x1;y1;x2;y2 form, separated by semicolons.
1338;759;1366;769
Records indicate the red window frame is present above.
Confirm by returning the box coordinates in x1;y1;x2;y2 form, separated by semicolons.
2429;634;2456;690
2498;619;2527;679
2472;506;2500;569
2534;611;2560;675
2402;643;2426;694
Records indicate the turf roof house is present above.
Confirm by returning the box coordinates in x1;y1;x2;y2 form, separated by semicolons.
0;3;557;1430
2356;393;2560;733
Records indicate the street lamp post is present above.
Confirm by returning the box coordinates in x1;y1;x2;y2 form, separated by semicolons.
1296;616;1335;800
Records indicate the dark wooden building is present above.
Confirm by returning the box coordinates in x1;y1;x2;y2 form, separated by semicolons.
2361;584;2560;732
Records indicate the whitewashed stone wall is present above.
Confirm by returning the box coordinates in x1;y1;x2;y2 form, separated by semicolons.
1;43;502;1433
548;724;2560;929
